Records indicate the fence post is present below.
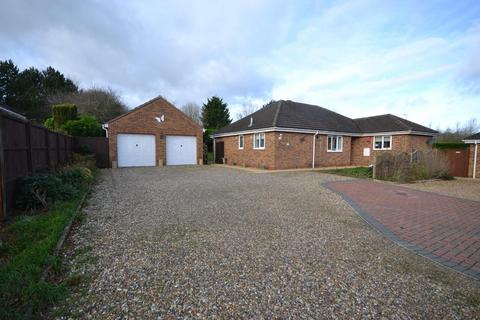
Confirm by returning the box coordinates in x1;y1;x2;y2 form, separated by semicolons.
372;156;377;179
0;113;6;220
45;128;50;170
25;122;33;174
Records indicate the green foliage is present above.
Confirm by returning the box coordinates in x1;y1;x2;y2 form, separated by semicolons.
324;167;373;179
433;142;468;149
0;59;19;102
15;161;93;210
201;96;231;130
71;153;97;171
0;59;78;120
43;117;54;130
0;190;87;319
62;115;103;137
15;174;79;210
52;104;77;128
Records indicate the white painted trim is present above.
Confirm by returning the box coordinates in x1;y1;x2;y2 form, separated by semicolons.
253;132;265;150
463;139;480;144
372;135;392;150
474;142;478;179
238;135;244;149
212;127;436;138
327;135;343;152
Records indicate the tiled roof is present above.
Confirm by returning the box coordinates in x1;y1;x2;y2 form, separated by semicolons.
214;100;437;136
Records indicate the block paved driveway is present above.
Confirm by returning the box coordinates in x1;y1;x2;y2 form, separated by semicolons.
325;179;480;278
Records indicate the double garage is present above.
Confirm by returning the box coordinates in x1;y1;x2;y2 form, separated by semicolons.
106;97;203;168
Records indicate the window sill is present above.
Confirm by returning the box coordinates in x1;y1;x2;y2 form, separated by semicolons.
327;150;343;153
373;148;392;151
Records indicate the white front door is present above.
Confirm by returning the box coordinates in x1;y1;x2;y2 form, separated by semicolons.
117;134;156;167
166;136;197;165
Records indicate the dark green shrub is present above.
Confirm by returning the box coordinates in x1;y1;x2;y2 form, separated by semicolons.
15;174;79;210
75;144;91;155
52;103;77;128
62;115;103;137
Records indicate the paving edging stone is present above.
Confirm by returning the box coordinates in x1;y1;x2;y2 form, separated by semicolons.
323;182;480;280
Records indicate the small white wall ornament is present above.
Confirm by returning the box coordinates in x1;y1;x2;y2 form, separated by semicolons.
155;115;165;123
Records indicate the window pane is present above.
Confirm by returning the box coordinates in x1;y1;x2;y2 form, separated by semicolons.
337;136;342;150
374;136;382;149
383;136;391;148
328;136;332;150
260;133;265;148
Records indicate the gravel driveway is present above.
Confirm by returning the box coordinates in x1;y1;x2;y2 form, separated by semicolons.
54;166;480;319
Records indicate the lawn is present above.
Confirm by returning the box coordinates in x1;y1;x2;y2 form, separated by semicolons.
0;186;88;319
323;166;373;178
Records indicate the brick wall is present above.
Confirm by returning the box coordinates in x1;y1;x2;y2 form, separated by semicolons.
351;135;432;166
468;144;479;178
108;98;203;166
216;133;276;169
218;132;352;169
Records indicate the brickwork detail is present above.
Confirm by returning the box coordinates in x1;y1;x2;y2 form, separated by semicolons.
108;98;203;167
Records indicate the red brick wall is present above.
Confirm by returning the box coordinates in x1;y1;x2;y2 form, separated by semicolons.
108;98;203;167
468;144;479;178
351;135;432;166
218;132;352;169
216;133;276;169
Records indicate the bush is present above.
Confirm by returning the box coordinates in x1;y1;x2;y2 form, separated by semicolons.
62;115;103;137
15;174;79;210
52;103;77;128
374;151;452;182
71;153;96;171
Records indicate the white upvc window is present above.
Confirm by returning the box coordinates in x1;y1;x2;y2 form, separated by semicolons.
373;135;392;150
253;132;265;149
238;135;244;149
327;135;343;152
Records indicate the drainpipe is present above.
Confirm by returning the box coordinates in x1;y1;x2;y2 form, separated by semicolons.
102;124;109;138
474;142;478;179
312;131;319;168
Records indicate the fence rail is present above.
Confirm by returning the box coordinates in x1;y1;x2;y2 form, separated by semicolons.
0;113;73;219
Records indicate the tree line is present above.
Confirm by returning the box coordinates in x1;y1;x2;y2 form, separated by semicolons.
0;59;128;124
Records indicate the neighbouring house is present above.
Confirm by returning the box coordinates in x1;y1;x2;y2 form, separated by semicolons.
463;132;479;179
212;100;437;170
104;97;203;168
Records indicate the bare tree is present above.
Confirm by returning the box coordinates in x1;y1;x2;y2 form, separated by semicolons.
48;86;128;123
181;102;202;125
236;103;260;120
437;117;480;141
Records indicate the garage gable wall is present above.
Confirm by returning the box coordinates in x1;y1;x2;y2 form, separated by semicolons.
108;98;203;167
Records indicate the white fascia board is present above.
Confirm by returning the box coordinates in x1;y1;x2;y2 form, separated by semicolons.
212;127;436;138
463;140;480;144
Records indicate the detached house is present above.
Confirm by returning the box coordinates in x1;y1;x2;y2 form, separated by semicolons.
212;100;437;169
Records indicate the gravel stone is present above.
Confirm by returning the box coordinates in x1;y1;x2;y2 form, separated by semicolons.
52;166;480;319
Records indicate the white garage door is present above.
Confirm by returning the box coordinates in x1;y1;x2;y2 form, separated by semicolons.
117;134;156;167
166;136;197;165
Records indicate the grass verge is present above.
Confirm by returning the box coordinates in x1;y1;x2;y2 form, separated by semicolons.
0;186;88;319
323;166;373;179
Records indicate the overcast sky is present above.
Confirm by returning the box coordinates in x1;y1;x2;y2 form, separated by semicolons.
1;0;479;129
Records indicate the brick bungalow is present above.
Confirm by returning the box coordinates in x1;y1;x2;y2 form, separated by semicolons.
463;132;479;179
212;100;437;169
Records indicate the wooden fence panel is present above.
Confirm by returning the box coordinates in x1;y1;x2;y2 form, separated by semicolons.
0;113;73;219
74;137;109;168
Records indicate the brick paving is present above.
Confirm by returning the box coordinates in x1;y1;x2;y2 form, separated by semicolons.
325;180;480;278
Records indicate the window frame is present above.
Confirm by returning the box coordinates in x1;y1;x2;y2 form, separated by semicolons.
373;135;392;150
238;135;244;149
327;135;343;152
253;132;266;150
